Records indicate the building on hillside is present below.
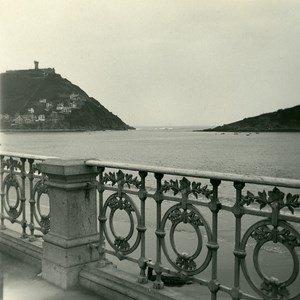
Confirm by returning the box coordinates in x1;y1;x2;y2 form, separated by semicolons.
45;102;53;111
69;101;78;109
23;113;36;124
50;111;59;123
37;114;45;122
70;92;80;101
13;115;24;125
28;108;35;114
56;103;64;111
39;99;47;104
62;107;72;114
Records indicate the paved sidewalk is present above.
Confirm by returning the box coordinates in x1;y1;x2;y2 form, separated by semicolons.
1;252;104;300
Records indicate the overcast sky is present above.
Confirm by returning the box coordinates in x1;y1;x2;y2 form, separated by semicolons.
1;0;300;127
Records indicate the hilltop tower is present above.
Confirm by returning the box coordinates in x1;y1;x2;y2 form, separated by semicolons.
34;61;39;70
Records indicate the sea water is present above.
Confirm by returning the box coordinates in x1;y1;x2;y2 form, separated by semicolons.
1;128;299;178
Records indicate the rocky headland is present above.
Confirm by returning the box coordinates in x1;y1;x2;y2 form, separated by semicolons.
197;105;300;132
0;63;134;131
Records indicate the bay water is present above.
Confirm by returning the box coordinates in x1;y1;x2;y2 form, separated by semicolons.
1;128;299;178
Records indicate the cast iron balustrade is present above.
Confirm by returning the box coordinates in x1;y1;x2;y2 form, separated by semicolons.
85;159;300;300
1;152;300;299
0;152;53;239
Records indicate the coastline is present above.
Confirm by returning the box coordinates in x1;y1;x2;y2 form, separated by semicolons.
0;128;134;133
193;129;300;132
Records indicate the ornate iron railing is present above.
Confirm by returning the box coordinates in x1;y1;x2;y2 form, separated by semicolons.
85;159;300;300
0;152;53;239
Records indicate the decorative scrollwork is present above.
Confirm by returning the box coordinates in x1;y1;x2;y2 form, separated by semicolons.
161;203;212;276
107;196;135;213
102;170;141;189
161;177;212;199
250;224;273;243
32;163;42;174
261;277;289;298
2;158;22;171
168;207;203;227
240;219;300;299
176;252;197;271
168;208;182;223
8;207;18;220
4;173;19;188
114;236;130;251
40;216;50;234
241;187;299;213
277;228;300;248
250;224;300;247
103;192;141;256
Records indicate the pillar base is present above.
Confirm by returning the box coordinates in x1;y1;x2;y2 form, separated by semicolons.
42;233;99;288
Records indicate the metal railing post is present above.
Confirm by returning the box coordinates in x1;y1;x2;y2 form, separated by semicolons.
0;156;5;230
20;158;27;238
208;179;221;300
153;172;164;289
137;171;148;283
97;166;108;266
231;181;245;300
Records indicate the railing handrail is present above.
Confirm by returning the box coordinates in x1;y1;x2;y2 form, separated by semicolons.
1;152;299;188
0;151;57;160
85;159;300;189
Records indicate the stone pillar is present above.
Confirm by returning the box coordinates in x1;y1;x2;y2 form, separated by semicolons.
40;159;99;289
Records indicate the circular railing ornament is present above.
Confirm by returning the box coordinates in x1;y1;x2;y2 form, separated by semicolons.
103;192;141;258
3;173;23;222
240;219;300;300
161;203;213;276
32;178;50;234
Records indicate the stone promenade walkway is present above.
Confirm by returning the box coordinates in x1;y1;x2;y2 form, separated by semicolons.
1;252;104;300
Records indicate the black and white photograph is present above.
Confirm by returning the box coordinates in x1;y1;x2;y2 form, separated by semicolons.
0;1;300;299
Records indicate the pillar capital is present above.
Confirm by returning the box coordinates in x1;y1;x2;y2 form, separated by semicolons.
41;159;98;181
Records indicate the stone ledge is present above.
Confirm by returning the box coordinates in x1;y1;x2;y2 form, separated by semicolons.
79;264;197;300
0;229;42;268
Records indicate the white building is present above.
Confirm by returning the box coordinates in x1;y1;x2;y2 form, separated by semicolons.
23;114;36;124
70;92;80;101
56;103;64;110
38;114;45;122
69;102;78;109
62;107;72;114
13;115;24;124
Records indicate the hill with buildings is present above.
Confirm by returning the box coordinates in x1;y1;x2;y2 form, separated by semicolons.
0;62;133;131
200;105;300;132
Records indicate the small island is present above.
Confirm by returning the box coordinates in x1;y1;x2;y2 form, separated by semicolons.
0;61;134;131
195;105;300;132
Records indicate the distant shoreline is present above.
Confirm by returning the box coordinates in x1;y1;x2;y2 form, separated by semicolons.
193;129;300;132
0;128;133;133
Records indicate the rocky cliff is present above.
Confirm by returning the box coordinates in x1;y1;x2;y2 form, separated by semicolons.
0;68;133;131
